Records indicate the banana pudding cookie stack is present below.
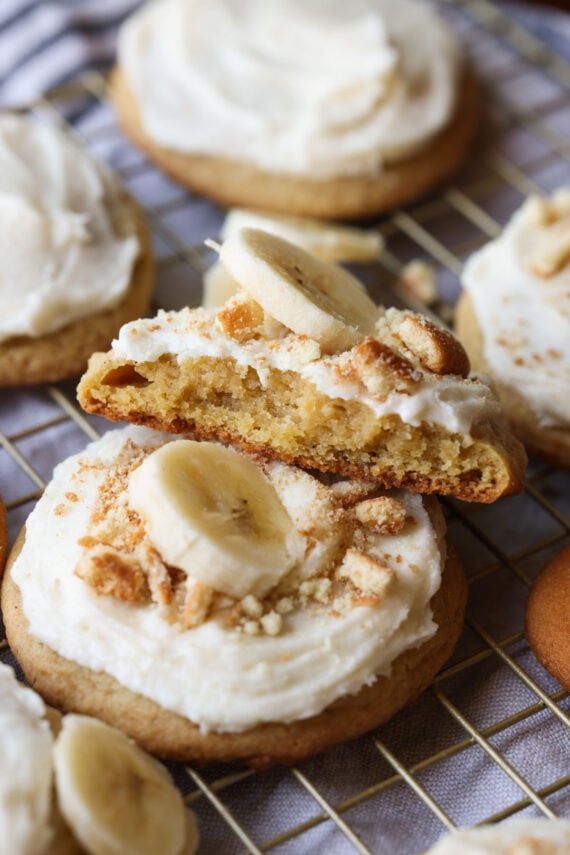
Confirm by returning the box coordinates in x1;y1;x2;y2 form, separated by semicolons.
456;190;570;467
0;663;198;855
3;426;466;765
5;230;526;765
111;0;480;219
0;115;153;387
79;229;526;502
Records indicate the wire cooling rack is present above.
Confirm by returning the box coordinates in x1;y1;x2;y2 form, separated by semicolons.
1;1;570;852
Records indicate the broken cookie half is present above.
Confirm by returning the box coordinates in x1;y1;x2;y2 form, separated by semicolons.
78;229;526;503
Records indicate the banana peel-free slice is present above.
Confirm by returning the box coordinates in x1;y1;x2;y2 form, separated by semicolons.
53;715;196;855
219;228;380;353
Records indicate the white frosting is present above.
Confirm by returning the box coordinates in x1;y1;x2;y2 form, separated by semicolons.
0;116;139;343
119;0;461;178
12;426;444;734
463;194;570;428
427;819;570;854
0;665;54;855
112;308;499;434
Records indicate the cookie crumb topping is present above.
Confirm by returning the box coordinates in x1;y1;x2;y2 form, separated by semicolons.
73;440;422;635
399;260;438;305
521;192;570;279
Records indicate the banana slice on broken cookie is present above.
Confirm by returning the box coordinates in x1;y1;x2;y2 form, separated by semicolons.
218;228;381;353
129;439;305;600
221;209;383;263
54;714;197;855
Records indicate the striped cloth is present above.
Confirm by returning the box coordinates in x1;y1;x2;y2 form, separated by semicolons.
0;0;140;107
1;0;569;111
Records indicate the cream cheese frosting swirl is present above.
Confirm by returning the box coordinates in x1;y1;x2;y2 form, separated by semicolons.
0;116;139;343
12;426;444;733
462;191;570;428
119;0;462;178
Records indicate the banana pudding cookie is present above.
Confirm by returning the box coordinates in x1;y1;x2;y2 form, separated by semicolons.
0;663;198;855
3;426;467;766
111;0;480;219
425;818;570;854
456;190;570;467
78;230;526;503
0;115;153;387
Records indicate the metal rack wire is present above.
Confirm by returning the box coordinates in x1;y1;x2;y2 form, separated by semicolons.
1;1;569;852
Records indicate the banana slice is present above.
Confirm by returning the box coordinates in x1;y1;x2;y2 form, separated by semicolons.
202;260;240;309
219;228;380;353
221;209;384;263
53;715;192;855
128;440;303;600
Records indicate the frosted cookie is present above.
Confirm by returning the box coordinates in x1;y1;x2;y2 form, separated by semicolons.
0;115;153;387
456;191;570;467
3;426;467;766
0;663;198;855
526;545;570;692
204;209;383;308
425;818;570;854
111;0;480;220
78;230;526;503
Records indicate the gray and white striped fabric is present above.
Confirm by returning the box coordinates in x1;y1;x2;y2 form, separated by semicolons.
0;0;140;107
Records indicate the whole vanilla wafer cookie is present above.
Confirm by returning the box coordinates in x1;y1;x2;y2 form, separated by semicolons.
526;545;570;692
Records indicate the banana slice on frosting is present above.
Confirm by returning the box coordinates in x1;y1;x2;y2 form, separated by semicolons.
221;209;384;263
53;715;196;855
218;228;380;353
128;440;304;600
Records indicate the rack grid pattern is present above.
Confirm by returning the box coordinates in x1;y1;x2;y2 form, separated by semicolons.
1;1;570;852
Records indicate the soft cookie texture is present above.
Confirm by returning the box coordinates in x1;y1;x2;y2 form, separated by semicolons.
526;546;570;692
77;232;526;503
456;191;570;467
3;426;467;767
111;0;480;219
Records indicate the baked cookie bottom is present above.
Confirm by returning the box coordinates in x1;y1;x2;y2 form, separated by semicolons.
0;195;154;388
77;350;526;503
455;293;570;468
109;67;481;221
2;535;466;768
526;546;570;693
